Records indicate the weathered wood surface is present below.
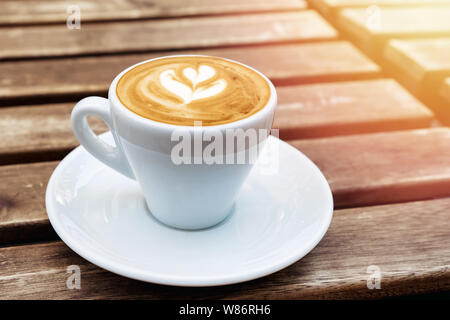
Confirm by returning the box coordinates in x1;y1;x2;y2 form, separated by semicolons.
0;11;337;60
384;38;450;94
0;42;380;105
0;0;307;25
337;7;450;56
310;0;450;19
1;198;449;299
0;0;448;300
0;104;106;164
274;79;433;139
441;78;450;106
384;38;450;122
0;79;433;165
1;128;449;244
0;162;58;244
293;128;450;208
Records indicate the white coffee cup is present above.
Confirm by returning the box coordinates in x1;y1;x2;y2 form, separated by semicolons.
71;55;277;229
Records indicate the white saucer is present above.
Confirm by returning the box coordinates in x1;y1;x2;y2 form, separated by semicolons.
46;132;333;287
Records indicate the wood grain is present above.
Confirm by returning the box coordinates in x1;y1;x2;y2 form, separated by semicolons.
309;0;450;20
337;7;450;57
384;38;450;93
274;79;433;139
0;11;337;60
441;78;450;106
0;104;106;164
0;42;380;105
1;128;449;244
0;0;307;25
384;38;450;123
292;127;450;208
0;79;433;164
0;0;448;300
0;162;58;244
0;198;448;299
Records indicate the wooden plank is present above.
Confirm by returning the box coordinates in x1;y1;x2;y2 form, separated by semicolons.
1;128;449;244
0;162;58;244
441;78;450;106
292;128;450;208
0;104;106;165
0;0;307;25
0;11;337;60
274;79;433;139
310;0;450;20
0;42;380;105
0;198;449;299
337;7;450;57
384;38;450;94
0;79;433;165
384;38;450;123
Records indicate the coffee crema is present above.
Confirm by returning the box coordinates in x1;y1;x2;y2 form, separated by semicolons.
116;56;271;126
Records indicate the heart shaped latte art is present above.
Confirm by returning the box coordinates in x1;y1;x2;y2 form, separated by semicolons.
159;65;227;104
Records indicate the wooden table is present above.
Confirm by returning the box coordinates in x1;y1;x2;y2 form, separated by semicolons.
0;0;449;299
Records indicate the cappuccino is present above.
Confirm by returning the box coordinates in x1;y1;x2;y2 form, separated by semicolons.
116;56;271;126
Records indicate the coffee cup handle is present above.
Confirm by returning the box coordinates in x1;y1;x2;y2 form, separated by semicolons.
71;96;135;180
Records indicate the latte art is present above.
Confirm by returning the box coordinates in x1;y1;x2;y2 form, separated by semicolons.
159;65;227;104
116;56;271;126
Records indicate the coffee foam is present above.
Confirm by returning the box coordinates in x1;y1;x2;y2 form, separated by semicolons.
116;56;271;126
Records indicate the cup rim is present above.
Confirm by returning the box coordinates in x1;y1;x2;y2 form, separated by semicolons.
108;54;277;132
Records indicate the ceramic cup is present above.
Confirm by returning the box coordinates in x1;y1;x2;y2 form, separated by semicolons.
71;55;277;229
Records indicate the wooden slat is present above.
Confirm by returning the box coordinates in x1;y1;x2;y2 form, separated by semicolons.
274;79;433;139
0;79;433;165
441;78;450;106
292;128;450;208
0;0;307;25
0;104;106;164
384;38;450;94
1;128;449;244
384;38;450;123
337;7;450;57
0;11;337;60
0;162;58;244
310;0;450;20
0;42;380;105
1;198;449;299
